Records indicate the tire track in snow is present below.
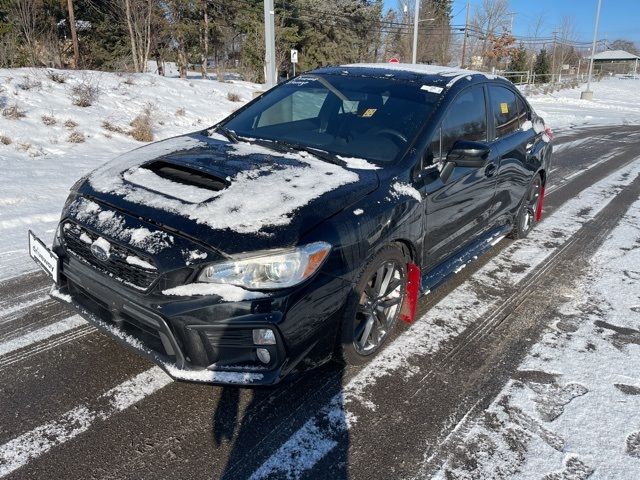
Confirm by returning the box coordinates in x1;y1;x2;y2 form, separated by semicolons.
0;367;171;478
0;325;95;370
0;315;89;358
248;159;640;480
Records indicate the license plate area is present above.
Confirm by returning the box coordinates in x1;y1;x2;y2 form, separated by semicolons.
28;230;59;283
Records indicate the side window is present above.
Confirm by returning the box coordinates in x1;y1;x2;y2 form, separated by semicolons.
440;86;487;157
489;86;520;139
257;89;328;127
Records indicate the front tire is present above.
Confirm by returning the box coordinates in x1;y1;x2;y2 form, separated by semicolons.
510;174;543;239
337;245;407;366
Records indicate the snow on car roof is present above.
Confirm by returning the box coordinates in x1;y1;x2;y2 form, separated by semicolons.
340;63;503;88
343;62;481;77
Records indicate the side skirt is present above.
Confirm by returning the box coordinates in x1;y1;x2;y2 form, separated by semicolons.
421;224;512;295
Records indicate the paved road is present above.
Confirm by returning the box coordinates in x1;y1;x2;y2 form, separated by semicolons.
1;125;639;480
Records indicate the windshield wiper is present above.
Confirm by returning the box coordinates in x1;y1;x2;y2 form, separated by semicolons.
271;140;342;166
215;126;239;143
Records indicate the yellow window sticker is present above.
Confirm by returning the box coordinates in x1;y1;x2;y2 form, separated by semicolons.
361;108;377;118
500;102;509;114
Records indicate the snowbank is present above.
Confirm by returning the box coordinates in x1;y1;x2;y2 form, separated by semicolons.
526;77;640;131
0;67;261;280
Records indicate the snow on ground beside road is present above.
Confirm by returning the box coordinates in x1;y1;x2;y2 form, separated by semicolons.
0;68;261;280
433;196;640;479
526;77;640;131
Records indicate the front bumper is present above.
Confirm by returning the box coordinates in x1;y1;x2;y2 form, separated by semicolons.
51;252;349;386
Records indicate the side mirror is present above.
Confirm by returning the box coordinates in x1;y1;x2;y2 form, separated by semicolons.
445;140;490;168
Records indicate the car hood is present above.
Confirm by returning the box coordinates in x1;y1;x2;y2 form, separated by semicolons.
73;132;379;255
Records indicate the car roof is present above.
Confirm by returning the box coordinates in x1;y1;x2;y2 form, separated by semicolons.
311;63;508;90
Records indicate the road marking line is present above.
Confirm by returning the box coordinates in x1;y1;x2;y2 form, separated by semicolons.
0;367;171;478
249;158;640;479
0;316;86;357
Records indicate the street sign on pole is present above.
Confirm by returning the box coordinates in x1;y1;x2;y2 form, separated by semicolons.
291;49;298;76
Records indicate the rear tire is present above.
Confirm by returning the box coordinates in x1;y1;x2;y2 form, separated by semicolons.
510;174;543;240
337;245;407;366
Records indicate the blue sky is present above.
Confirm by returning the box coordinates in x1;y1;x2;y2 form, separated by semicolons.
383;0;640;45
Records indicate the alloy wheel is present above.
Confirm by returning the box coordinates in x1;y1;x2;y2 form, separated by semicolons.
521;176;542;233
353;261;405;355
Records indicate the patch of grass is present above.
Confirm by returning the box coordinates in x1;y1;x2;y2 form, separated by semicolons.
0;134;12;145
64;119;78;129
227;92;241;102
46;70;68;84
129;104;155;142
67;131;86;143
101;120;128;135
41;114;57;126
2;104;26;119
16;77;42;91
70;78;100;107
175;107;186;116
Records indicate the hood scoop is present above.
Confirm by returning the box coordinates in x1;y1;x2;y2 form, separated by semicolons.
123;160;228;204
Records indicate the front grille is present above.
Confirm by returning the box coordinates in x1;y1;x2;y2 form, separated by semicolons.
62;221;159;289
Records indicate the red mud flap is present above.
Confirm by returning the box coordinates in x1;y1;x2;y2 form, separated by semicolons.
400;263;421;324
535;185;546;222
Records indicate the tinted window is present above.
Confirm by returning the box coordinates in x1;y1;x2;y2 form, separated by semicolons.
257;90;328;127
222;74;440;163
440;86;487;156
490;86;520;139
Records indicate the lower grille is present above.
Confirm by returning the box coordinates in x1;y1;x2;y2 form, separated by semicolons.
62;221;159;289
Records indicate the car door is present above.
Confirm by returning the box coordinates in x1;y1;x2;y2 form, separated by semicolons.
486;85;537;223
417;84;500;268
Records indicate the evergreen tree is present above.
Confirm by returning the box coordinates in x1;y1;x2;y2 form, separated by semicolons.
509;43;528;72
533;48;550;76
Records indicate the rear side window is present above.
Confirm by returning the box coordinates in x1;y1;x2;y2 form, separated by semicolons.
440;85;487;156
489;85;521;139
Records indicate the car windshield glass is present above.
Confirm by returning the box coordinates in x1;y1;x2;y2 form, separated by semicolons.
220;74;440;164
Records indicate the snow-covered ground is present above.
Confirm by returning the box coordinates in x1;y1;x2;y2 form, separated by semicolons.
1;69;639;281
434;193;640;480
0;68;261;280
526;77;640;131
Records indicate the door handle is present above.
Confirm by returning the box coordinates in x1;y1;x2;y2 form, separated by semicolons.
484;163;497;177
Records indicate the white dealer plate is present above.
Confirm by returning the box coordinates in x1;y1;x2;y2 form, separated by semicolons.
28;230;59;282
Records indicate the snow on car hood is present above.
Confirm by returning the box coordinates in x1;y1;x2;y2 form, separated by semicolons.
77;132;379;254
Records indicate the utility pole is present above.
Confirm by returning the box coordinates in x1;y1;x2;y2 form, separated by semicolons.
460;0;470;68
582;0;602;100
412;0;420;64
551;30;557;84
263;0;277;88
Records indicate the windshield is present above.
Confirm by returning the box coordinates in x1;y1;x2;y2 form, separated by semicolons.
220;73;440;164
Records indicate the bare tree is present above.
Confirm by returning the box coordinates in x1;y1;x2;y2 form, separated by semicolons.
66;0;80;67
115;0;154;72
469;0;510;67
200;0;209;78
8;0;43;64
553;16;578;77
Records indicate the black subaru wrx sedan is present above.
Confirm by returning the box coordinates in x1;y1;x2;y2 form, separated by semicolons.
30;63;552;385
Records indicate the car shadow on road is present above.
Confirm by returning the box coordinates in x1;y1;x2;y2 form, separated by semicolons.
212;363;350;479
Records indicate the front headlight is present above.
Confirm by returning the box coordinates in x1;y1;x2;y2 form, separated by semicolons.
197;242;332;289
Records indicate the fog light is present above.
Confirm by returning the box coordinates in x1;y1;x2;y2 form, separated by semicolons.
253;328;276;345
256;348;271;364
